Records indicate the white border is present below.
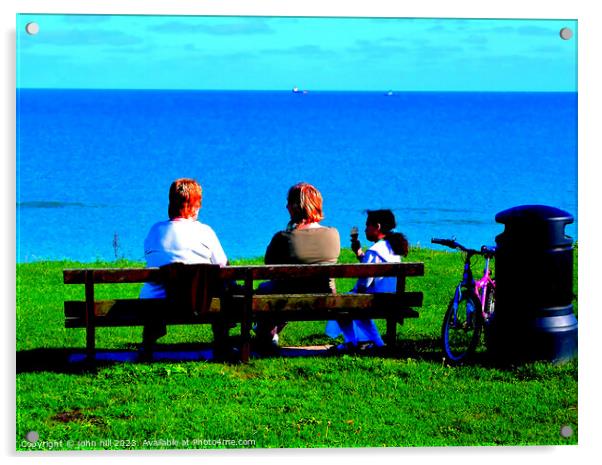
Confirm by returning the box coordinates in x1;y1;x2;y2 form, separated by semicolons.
4;1;600;464
2;0;592;18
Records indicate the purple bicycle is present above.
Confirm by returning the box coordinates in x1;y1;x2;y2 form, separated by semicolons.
431;238;496;363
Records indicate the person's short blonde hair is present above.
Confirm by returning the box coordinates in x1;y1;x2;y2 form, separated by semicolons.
168;178;202;220
287;182;324;225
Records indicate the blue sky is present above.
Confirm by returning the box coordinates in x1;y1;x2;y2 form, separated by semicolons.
16;14;577;91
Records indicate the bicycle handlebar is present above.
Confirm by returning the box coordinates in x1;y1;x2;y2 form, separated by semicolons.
431;238;496;256
481;245;497;256
431;238;467;251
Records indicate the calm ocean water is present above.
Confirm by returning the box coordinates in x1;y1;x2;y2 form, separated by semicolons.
16;90;577;263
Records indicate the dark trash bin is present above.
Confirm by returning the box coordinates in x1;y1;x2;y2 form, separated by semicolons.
487;205;577;363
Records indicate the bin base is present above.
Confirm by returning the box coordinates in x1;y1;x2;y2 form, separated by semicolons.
486;315;578;364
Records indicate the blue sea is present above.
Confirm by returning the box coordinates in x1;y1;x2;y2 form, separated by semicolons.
16;90;577;263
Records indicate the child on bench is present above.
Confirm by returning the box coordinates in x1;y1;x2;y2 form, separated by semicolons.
326;209;409;351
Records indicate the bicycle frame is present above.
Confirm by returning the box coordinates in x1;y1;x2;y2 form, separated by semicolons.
448;248;495;323
474;254;495;317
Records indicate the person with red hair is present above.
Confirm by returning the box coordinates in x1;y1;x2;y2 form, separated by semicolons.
255;182;341;350
139;178;228;353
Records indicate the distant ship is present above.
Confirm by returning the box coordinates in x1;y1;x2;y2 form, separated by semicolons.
385;90;394;96
292;86;308;94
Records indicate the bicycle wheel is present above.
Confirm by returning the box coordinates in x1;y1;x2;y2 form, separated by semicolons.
441;292;482;362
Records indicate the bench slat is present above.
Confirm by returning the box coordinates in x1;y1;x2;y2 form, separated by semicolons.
65;308;420;328
250;292;423;311
64;297;223;318
64;268;158;284
64;292;422;328
224;263;425;280
64;263;424;284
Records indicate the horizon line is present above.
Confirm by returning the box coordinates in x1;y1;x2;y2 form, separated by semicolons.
16;87;577;93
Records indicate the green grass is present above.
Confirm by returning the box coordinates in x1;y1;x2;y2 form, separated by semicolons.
16;247;578;450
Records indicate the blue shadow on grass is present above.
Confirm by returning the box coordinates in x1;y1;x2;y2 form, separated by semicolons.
67;349;214;364
17;345;336;374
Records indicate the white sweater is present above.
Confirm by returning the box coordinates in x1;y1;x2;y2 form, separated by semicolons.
139;218;227;298
353;239;401;293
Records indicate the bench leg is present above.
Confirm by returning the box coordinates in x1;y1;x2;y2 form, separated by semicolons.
84;271;96;362
385;317;397;347
240;273;253;363
240;319;251;363
86;325;96;362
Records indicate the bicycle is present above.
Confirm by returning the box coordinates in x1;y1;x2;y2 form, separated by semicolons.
431;238;496;363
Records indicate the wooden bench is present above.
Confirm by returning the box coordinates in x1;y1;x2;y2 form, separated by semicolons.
64;262;424;362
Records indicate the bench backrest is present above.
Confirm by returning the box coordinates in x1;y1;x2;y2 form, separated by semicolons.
64;262;424;315
64;262;425;284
